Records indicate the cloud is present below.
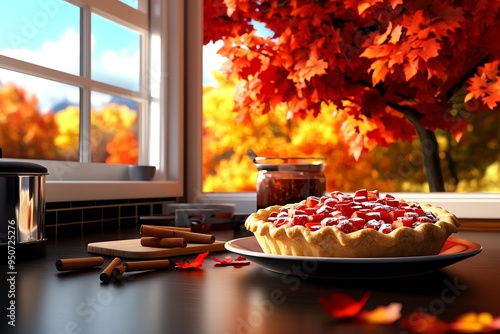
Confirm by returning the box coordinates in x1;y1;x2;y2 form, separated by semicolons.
203;40;226;86
92;47;140;92
3;28;80;76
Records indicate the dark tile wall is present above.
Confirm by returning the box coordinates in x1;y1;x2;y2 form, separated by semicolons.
45;197;176;239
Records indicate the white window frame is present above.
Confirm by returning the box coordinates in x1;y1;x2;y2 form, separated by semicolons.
185;0;500;220
0;0;184;202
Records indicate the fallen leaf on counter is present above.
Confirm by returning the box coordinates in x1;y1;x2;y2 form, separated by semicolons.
358;302;402;324
491;317;500;331
319;292;500;333
175;250;209;269
400;311;448;334
449;312;500;333
318;292;370;319
212;255;250;266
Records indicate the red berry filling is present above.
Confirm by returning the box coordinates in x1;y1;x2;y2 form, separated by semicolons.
266;189;438;234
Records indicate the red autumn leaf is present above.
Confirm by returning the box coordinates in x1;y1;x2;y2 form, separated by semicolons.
427;2;463;39
492;316;500;331
318;292;370;319
465;61;500;109
175;250;209;269
344;0;384;15
369;58;390;85
400;311;449;334
405;9;430;39
292;57;328;83
388;0;403;9
212;255;250;266
358;302;402;324
417;38;441;62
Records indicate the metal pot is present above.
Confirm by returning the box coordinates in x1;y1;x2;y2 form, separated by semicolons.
0;148;48;260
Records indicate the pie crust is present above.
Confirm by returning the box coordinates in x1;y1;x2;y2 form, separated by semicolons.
245;202;460;258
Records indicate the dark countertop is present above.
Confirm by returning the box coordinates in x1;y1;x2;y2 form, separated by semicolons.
2;226;500;334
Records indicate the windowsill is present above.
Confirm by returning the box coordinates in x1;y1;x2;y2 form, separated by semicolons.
17;159;183;202
46;180;182;202
459;218;500;231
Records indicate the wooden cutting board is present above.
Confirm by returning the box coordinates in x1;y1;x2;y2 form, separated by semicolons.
87;238;227;259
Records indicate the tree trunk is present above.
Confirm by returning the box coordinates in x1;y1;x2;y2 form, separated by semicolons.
416;129;446;192
386;102;446;192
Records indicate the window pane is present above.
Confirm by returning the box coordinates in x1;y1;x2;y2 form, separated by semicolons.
119;0;138;9
119;0;148;13
0;69;79;161
201;17;500;194
0;0;80;75
91;13;141;91
90;91;139;164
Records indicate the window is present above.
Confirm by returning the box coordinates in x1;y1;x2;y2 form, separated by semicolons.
0;0;184;201
186;0;500;219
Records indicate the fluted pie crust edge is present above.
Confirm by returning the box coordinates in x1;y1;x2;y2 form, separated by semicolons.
244;203;460;258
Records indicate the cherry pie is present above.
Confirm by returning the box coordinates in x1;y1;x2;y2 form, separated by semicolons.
245;189;460;257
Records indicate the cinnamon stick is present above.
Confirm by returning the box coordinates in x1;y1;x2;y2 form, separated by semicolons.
55;256;105;271
124;259;171;271
140;224;215;244
140;225;175;238
151;225;191;232
100;257;122;283
171;230;215;244
111;260;171;279
141;224;215;244
140;237;187;248
111;265;127;280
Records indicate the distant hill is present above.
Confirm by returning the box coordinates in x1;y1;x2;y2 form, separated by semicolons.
50;96;138;113
51;99;74;113
110;96;138;111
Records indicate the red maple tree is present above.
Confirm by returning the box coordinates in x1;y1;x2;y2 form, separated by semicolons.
203;0;500;191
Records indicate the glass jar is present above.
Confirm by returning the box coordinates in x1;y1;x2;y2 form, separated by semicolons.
254;157;326;209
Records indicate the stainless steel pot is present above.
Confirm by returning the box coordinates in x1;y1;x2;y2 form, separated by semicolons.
0;148;48;260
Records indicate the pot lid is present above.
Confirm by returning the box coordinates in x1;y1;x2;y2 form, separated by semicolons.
0;147;48;175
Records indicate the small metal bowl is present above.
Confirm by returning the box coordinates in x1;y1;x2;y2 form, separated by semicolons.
128;165;156;181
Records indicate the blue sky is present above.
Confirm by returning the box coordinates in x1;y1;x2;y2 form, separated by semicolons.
0;1;78;51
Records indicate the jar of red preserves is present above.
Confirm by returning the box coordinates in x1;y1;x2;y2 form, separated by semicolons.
254;157;326;209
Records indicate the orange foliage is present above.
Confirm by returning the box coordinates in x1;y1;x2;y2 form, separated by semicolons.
54;102;138;163
105;131;138;164
91;103;138;164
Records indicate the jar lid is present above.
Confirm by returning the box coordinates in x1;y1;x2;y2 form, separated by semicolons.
0;148;48;175
254;157;325;172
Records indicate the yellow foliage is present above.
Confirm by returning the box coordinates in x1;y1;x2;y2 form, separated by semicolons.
55;106;79;149
93;104;137;131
